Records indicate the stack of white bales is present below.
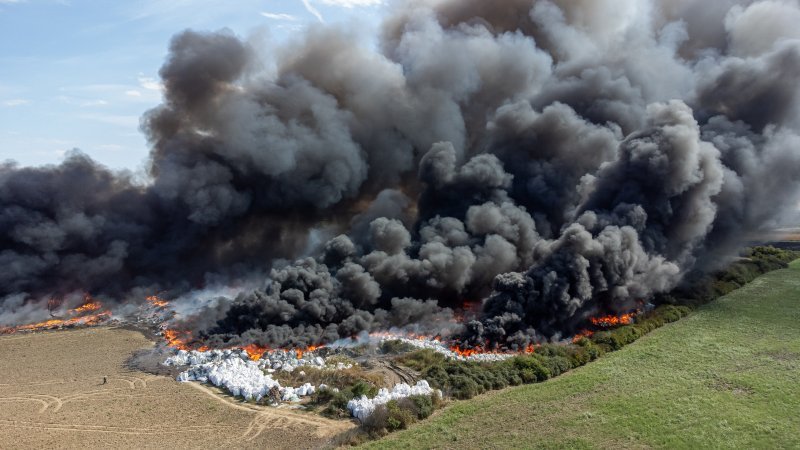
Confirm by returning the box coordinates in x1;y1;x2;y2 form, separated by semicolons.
167;350;323;402
380;336;513;362
165;349;239;366
177;356;281;401
347;380;439;422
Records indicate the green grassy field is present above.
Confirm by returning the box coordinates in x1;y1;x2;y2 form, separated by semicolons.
362;260;800;449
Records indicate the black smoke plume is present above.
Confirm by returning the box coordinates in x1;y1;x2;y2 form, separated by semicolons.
2;0;800;350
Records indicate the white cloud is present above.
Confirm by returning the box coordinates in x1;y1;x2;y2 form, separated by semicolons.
55;95;108;107
261;12;297;21
299;0;382;23
301;0;324;23
318;0;382;7
125;90;142;97
61;84;127;93
95;143;124;152
80;99;108;107
137;76;163;92
79;113;140;127
3;99;29;107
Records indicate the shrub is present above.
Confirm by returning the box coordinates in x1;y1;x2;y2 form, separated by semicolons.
361;404;390;436
653;304;683;322
357;397;433;435
310;386;337;405
397;349;447;371
512;356;550;383
350;380;378;398
431;391;445;408
448;374;480;399
380;339;416;355
422;365;448;386
318;389;352;419
385;400;416;431
567;340;604;366
542;355;574;376
398;394;435;419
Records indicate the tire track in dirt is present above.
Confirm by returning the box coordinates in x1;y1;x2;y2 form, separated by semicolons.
0;379;69;388
185;381;353;437
242;414;294;441
115;373;151;389
31;394;63;412
0;397;50;414
111;377;137;389
0;419;238;435
59;388;165;407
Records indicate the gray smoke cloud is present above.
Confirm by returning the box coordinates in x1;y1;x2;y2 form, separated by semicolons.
2;0;799;350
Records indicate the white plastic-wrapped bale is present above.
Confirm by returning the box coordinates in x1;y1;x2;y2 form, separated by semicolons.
164;349;237;366
176;357;280;401
295;383;315;397
165;347;329;369
281;386;295;401
347;380;440;422
170;350;327;404
379;337;514;362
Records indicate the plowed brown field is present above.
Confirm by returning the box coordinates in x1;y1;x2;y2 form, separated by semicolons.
0;327;354;449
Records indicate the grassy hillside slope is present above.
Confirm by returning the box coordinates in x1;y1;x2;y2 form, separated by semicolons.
363;260;800;449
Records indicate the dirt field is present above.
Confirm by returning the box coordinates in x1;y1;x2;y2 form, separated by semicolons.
0;327;354;449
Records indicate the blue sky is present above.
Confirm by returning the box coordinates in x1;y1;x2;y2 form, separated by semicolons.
0;0;385;171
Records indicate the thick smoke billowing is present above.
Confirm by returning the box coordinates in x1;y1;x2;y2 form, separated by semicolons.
2;0;800;349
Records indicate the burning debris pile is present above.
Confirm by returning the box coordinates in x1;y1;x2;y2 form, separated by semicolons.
0;295;114;334
3;0;800;352
590;313;637;328
377;336;519;362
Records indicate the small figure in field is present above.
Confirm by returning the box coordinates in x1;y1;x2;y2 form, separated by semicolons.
101;376;107;385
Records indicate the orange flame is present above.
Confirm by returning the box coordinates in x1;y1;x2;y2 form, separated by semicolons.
163;329;208;351
163;329;188;350
1;295;111;335
450;343;537;356
296;345;323;359
572;329;594;343
524;343;538;354
243;343;270;361
449;345;483;357
146;295;168;308
164;329;272;358
1;309;111;334
68;296;102;314
590;312;636;327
